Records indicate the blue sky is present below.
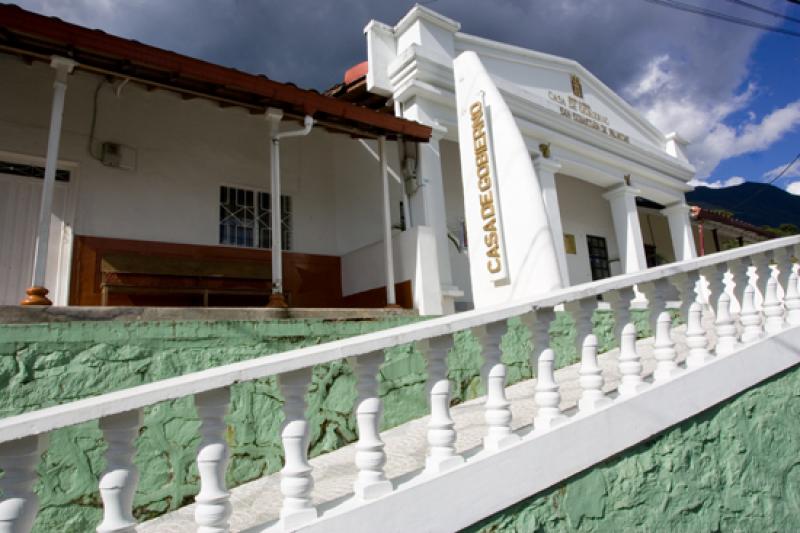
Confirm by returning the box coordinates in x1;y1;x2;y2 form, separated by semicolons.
707;27;800;192
12;1;800;192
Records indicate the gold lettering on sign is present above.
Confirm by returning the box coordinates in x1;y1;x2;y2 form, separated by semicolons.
470;101;503;276
547;90;630;144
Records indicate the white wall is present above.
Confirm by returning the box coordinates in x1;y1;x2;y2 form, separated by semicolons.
0;56;413;259
555;174;621;284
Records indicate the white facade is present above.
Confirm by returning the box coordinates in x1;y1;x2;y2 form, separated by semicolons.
0;52;443;311
366;6;697;310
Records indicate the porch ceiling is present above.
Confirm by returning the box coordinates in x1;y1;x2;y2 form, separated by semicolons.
0;4;432;143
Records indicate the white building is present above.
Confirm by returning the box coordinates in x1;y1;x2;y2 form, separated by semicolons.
0;4;699;315
357;6;699;311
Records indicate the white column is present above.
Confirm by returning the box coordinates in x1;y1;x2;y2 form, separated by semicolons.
97;409;142;533
602;184;647;273
406;121;454;291
662;202;697;261
194;388;232;533
378;136;397;307
266;108;286;308
533;157;570;285
22;56;76;306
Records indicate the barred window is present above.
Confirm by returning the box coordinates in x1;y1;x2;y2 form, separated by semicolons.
219;185;291;250
0;160;70;182
586;235;610;281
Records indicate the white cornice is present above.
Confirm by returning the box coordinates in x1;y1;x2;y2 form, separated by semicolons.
394;4;461;36
453;32;667;145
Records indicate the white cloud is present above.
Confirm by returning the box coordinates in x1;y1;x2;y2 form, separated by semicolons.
786;181;800;195
764;159;800;181
689;176;745;189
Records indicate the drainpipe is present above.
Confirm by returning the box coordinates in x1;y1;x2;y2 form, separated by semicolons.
379;136;398;307
21;56;77;306
265;109;314;308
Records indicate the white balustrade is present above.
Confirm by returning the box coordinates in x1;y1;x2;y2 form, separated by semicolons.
618;323;647;396
194;388;232;533
740;284;764;343
420;335;464;474
0;435;47;533
97;409;143;533
533;348;565;430
352;351;393;500
278;368;316;530
2;237;800;533
578;334;610;412
714;292;738;356
785;271;800;326
474;322;520;452
763;276;786;334
653;312;680;381
685;302;712;368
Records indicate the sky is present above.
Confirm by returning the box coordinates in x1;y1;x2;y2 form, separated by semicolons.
12;0;800;193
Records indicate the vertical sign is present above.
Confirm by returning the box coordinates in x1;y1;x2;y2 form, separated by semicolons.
469;92;509;285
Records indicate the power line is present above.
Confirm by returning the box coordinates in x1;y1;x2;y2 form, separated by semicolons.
644;0;800;37
726;152;800;212
724;0;800;24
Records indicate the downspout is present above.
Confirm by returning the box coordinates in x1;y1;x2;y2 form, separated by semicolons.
266;110;314;308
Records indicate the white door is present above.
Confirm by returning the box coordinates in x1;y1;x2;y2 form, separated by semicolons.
0;172;71;305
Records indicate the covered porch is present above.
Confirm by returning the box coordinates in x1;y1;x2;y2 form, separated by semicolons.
0;5;440;313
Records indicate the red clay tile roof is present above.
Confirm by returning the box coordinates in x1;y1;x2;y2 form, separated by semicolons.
0;4;431;142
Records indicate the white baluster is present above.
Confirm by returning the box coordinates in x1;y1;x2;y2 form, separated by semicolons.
700;263;728;312
0;435;47;533
740;284;764;343
618;323;647;397
669;271;700;323
653;311;680;382
194;388;232;533
751;253;772;303
278;368;316;530
605;287;636;342
474;321;520;452
578;334;610;413
785;270;800;326
524;308;555;359
714;292;738;356
420;335;463;474
685;302;712;368
352;351;392;500
763;276;786;334
97;409;142;533
564;297;596;350
533;348;565;430
728;258;751;316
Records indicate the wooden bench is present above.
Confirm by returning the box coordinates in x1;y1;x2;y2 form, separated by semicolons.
100;253;271;306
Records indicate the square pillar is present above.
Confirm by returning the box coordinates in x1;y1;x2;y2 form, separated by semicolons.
602;184;647;273
533;157;570;285
662;202;697;262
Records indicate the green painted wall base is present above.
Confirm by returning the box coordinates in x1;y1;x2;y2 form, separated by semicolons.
464;365;800;533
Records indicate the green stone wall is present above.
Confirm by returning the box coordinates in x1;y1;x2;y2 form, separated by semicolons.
0;309;648;532
464;365;800;533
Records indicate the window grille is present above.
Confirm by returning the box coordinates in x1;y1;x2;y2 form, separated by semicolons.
586;235;610;280
219;185;291;250
0;160;70;182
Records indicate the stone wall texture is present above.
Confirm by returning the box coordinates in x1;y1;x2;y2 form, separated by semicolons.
464;366;800;533
0;310;646;532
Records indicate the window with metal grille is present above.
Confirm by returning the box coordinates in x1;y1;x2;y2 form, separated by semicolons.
586;235;610;280
219;185;291;250
0;160;70;182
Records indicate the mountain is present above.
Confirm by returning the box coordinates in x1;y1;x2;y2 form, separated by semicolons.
685;182;800;230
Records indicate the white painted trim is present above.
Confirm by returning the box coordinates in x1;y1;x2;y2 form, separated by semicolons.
290;327;800;533
1;235;797;443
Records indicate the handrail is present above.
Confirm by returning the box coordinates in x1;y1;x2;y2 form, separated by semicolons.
1;235;798;444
